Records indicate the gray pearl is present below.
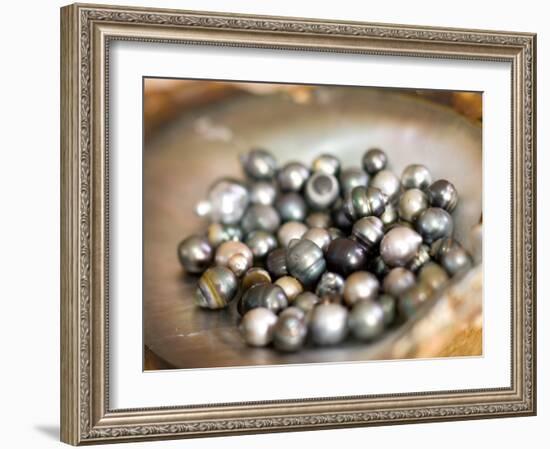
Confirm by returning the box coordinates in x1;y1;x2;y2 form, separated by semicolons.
266;248;288;279
312;154;340;176
343;271;379;306
380;203;398;228
239;283;289;315
274;276;304;302
315;272;345;302
240;148;277;180
305;212;332;229
276;192;307;222
206;223;243;248
286;239;326;287
378;294;397;326
348;300;385;341
427;180;458;212
279;306;306;322
416;207;453;244
362;148;387;175
343;186;387;221
177;235;213;274
195;267;238;309
242;267;271;291
239;308;278;347
277;221;308;248
245;231;277;261
273;314;308;352
310;303;348;345
304;172;340;210
277;161;310;192
339;167;369;197
351;216;384;253
241;204;281;234
418;262;449;291
196;178;249;225
407;244;431;272
401;164;432;190
383;267;415;298
398;283;433;319
294;292;321;314
398;188;428;222
303;227;332;253
249;181;277;206
431;239;472;276
326;238;367;277
380;226;423;267
370;170;401;204
215;241;253;271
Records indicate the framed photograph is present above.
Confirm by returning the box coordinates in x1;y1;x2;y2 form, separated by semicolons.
60;3;537;445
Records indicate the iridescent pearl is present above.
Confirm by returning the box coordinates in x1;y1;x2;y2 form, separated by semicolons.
339;167;369;197
177;235;213;274
273;314;308;352
312;154;341;176
362;148;387;175
277;161;310;192
382;267;415;298
305;212;332;229
249;181;277;206
418;262;449;291
275;276;304;302
195;267;238;309
343;271;379;306
303;227;332;252
239;308;278;347
241;267;271;291
370;170;401;204
378;294;397;326
351;216;384;253
240;148;277;180
326;238;367;277
415;207;453;244
286;239;326;287
206;223;243;248
343;186;387;221
196;178;249;225
266;248;288;279
431;238;472;276
380;226;422;267
215;241;253;272
398;188;428;222
310;303;348;345
304;172;340;210
239;283;288;315
277;221;308;248
240;204;281;234
401;164;432;191
245;231;277;261
275;192;307;222
427;179;458;212
315;272;345;302
348;300;385;341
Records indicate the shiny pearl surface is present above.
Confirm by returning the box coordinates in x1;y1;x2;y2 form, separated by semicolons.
380;203;398;228
351;216;384;253
348;300;385;341
241;267;271;291
315;272;345;302
415;207;453;244
398;188;428;222
279;306;306;321
343;271;379;306
398;283;433;319
206;223;243;248
312;153;341;176
275;276;304;302
286;239;326;287
305;212;332;229
245;231;277;261
277;161;310;192
197;178;249;225
378;294;397;325
418;262;449;291
343;186;387;221
304;172;340;210
275;192;307;222
195;267;238;309
249;181;277;206
401;164;432;190
239;283;288;315
239;308;278;347
380;226;422;267
240;148;277;180
440;245;472;276
240;204;281;234
331;204;354;232
310;303;348;345
227;253;251;277
293;292;321;314
265;248;288;279
427;179;458;212
326;238;367;277
339;167;369;196
382;267;416;297
362;148;387;175
177;235;213;274
407;244;431;272
303;227;332;253
370;170;401;204
277;221;308;248
215;241;253;270
273;315;308;352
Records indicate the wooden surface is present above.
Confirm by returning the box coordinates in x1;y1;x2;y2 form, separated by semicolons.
143;85;482;370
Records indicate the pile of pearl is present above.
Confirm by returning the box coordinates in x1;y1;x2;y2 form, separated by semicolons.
177;148;478;352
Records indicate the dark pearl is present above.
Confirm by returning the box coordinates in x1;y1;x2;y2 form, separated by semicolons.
331;203;353;233
431;238;472;276
427;179;458;212
239;283;288;315
310;303;348;345
277;161;310;192
249;181;277;206
339;167;369;197
326;238;367;277
418;262;449;291
383;267;415;298
378;294;397;325
279;306;307;322
380;226;423;267
266;248;288;279
240;204;281;234
370;170;401;204
343;186;387;221
206;223;243;248
241;267;271;291
351;216;384;253
177;235;213;274
315;272;345;302
368;255;389;279
362;148;387;175
415;207;453;244
245;231;277;261
401;164;432;191
304;172;340;210
273;314;308;352
312;154;341;176
196;178;249;225
343;271;379;306
348;300;385;341
275;192;307;222
286;239;326;287
305;212;332;229
195;267;238;309
240;148;277;180
398;283;433;319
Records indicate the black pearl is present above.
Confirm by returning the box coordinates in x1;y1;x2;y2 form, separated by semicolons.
415;207;453;244
277;161;310;192
274;276;303;302
305;212;332;229
427;179;458;212
418;262;449;291
275;192;307;222
368;255;389;279
286;239;326;287
351;216;384;253
339;167;369;197
343;271;379;306
312;153;341;176
239;283;288;315
266;248;288;279
304;172;340;210
206;223;243;248
378;294;397;326
326;238;367;277
195;267;238;309
177;235;213;274
273;314;308;352
240;204;281;234
398;283;433;319
362;148;387;175
240;148;277;180
315;272;345;302
431;238;472;276
343;186;387;221
249;181;278;206
331;203;353;233
245;231;277;261
348;300;385;341
401;164;432;191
